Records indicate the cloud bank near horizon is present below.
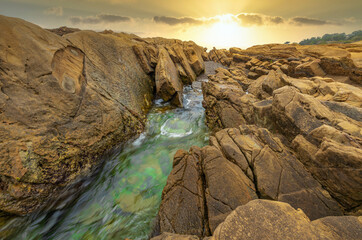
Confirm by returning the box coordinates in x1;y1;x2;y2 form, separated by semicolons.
68;12;343;28
69;14;131;25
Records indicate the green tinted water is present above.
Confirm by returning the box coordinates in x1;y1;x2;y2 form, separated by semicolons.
1;62;221;240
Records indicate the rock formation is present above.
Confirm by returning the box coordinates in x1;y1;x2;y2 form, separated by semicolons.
152;200;362;240
154;125;344;237
0;13;361;240
155;48;183;107
0;15;206;215
210;43;361;84
154;41;362;238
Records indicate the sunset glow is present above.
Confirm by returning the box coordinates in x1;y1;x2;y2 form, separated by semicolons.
0;0;361;239
203;14;251;48
0;0;361;49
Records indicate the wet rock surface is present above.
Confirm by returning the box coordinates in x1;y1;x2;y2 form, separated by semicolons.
0;15;206;215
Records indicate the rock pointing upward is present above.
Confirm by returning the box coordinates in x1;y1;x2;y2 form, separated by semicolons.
156;48;183;107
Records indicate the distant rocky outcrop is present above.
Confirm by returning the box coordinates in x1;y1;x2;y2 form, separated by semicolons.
209;43;362;84
154;41;362;238
47;26;81;36
0;15;206;215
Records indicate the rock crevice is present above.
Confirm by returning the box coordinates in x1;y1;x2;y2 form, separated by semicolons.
0;15;207;215
154;41;362;239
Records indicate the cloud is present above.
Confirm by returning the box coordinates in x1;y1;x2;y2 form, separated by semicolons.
235;14;335;27
44;6;63;17
153;16;203;25
267;16;284;24
98;14;131;23
290;17;332;25
344;17;359;23
237;14;263;26
69;12;340;29
70;14;131;25
236;13;285;26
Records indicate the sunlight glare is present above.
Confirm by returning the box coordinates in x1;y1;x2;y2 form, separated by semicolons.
204;14;250;49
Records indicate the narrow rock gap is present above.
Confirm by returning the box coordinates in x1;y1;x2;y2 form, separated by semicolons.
199;156;211;237
226;130;262;198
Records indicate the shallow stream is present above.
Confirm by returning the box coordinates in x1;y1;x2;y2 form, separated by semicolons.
1;61;222;240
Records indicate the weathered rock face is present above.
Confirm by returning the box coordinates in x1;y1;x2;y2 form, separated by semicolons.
152;200;362;240
201;64;362;213
155;48;183;107
211;200;362;240
155;41;361;238
135;37;206;84
151;232;199;240
130;37;206;94
0;15;154;215
0;15;207;215
156;148;206;237
211;43;362;84
203;43;362;212
208;48;232;67
155;124;343;237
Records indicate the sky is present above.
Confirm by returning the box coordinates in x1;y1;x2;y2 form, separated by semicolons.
1;0;361;49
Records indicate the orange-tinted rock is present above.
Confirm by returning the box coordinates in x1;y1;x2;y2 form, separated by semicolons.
155;48;183;106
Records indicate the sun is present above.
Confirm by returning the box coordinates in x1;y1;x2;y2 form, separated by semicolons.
190;14;249;49
176;14;252;50
204;14;250;49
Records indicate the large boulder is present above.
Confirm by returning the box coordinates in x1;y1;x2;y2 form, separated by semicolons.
153;200;361;240
271;86;362;140
156;148;206;237
292;126;362;211
295;60;326;77
151;232;199;240
211;200;362;240
201;145;258;232
167;44;197;84
155;48;183;106
0;15;156;215
183;42;205;76
202;68;256;132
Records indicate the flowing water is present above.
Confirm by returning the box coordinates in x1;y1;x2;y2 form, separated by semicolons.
0;62;223;240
